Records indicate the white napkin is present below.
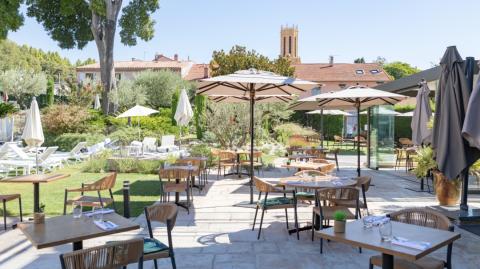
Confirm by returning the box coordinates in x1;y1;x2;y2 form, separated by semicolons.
392;236;431;250
84;208;115;217
94;220;118;231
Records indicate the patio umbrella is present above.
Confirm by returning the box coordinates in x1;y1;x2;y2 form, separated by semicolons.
22;97;44;174
463;61;480;150
359;107;400;115
307;109;352;147
398;111;414;117
174;89;194;149
94;94;101;110
198;69;318;203
117;105;159;140
432;46;480;210
291;86;407;176
411;81;432;145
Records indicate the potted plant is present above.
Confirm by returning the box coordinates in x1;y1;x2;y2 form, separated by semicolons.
333;210;347;233
34;203;45;224
413;146;461;206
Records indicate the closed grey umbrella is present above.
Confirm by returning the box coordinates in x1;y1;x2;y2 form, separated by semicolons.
462;61;480;149
432;47;480;183
411;81;432;145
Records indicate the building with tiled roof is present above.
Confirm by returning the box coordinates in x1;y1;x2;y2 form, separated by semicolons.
76;53;209;82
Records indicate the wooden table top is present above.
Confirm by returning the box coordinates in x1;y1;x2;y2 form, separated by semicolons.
315;220;461;261
18;212;140;249
0;173;70;184
281;162;328;170
276;176;356;189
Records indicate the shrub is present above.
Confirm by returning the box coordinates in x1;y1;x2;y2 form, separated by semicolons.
189;143;215;167
395;117;412;141
42;104;90;135
0;102;18;118
82;150;111;173
44;132;105;151
274;123;317;144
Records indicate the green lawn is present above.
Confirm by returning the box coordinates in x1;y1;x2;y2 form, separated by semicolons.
0;165;160;218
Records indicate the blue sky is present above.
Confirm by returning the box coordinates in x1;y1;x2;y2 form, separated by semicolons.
8;0;480;69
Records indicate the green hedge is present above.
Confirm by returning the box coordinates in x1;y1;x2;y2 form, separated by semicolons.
395;117;412;141
82;150;165;174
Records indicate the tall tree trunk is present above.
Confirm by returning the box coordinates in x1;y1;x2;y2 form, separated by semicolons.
90;0;122;115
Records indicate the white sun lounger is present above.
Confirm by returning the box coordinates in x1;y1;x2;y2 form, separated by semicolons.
157;135;179;153
0;146;60;175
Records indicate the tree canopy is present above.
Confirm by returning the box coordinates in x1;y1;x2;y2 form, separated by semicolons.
383;61;421;80
354;57;365;63
211;45;295;77
0;39;74;80
0;0;23;39
0;69;47;108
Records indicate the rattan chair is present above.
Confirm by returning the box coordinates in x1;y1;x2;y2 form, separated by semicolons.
333;135;344;148
1;194;22;230
216;151;237;179
306;148;325;159
63;173;117;215
324;148;340;171
175;159;206;191
159;168;191;213
313;187;360;253
333;176;372;217
240;151;264;176
320;163;336;174
59;238;144;269
369;208;454;269
144;203;178;269
252;176;299;240
399;137;414;148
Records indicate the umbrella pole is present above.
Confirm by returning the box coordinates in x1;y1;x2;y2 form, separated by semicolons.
249;87;255;204
356;100;361;177
35;148;39;175
321;109;324;148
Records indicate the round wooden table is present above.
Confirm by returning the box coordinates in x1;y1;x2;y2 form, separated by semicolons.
279;176;357;189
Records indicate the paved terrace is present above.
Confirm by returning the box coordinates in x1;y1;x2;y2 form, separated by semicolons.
1;156;480;269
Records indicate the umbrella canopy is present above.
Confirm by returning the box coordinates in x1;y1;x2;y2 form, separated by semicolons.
198;69;317;96
94;94;101;110
174;89;194;126
198;69;318;204
462;61;480;149
22;97;44;147
291;86;407;176
398;111;414;117
116;105;159;118
411;82;432;145
432;46;480;180
307;109;352;116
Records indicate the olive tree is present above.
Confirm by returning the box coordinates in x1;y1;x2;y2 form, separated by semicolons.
0;69;47;108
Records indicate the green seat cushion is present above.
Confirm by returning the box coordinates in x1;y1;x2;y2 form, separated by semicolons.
144;238;169;254
258;197;294;207
296;191;314;198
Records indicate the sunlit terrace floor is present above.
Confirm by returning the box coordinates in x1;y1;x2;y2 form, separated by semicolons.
1;155;480;269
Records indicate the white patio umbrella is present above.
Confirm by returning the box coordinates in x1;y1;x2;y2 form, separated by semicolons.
94;94;101;110
290;86;408;176
117;105;159;139
198;69;318;203
174;89;194;149
22;97;44;174
359;106;400;115
397;111;414;117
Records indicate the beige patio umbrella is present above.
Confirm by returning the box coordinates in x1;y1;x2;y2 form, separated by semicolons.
198;69;318;203
290;86;408;176
117;105;159;140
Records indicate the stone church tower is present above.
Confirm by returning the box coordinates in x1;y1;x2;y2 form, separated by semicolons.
280;25;300;64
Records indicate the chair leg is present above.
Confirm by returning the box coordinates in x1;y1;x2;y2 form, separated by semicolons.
285;208;289;229
320;238;323;254
3;200;6;230
369;259;374;269
257;209;266;240
294;205;299;240
311;212;315;241
18;197;22;222
153;259;158;269
252;205;259;231
335;155;339;171
109;189;116;212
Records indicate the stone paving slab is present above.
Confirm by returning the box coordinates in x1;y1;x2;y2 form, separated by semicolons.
1;156;480;268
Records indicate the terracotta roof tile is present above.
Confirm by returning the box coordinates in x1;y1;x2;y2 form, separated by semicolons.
76;60;190;72
185;64;210;81
293;63;391;83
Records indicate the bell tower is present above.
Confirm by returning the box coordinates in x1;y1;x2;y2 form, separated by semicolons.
280;25;300;63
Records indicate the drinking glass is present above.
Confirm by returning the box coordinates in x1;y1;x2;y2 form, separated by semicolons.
362;216;375;229
379;218;392;241
188;161;192;168
72;202;82;219
92;206;103;222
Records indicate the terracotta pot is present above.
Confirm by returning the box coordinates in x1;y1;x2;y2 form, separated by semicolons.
334;220;346;233
33;213;45;224
433;171;461;206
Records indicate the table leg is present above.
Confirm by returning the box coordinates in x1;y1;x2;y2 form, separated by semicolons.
33;183;40;213
382;253;394;269
237;153;241;178
73;241;83;251
420;177;424;191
